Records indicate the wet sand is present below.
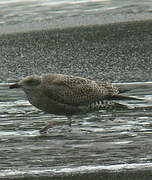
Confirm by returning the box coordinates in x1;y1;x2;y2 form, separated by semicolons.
0;20;152;83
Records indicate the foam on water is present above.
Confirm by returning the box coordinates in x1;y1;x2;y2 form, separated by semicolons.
1;163;152;178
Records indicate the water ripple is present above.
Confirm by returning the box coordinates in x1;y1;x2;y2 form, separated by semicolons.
0;82;152;178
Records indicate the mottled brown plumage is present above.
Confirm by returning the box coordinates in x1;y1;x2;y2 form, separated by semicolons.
9;73;138;133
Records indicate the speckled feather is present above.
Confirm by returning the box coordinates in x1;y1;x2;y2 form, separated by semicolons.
41;74;119;105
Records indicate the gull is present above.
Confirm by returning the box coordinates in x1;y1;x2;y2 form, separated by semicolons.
9;73;139;133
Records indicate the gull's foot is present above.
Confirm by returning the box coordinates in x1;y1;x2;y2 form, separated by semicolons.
39;128;48;134
39;121;72;133
68;120;72;127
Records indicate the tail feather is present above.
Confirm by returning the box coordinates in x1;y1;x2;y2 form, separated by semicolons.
108;94;142;101
113;83;138;93
117;87;135;93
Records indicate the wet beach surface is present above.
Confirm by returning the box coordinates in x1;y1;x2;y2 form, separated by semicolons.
0;17;152;179
1;20;152;83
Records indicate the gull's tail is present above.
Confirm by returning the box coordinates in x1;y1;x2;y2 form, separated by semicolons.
111;82;152;101
109;94;141;101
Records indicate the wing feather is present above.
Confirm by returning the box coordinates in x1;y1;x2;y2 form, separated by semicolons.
42;74;117;105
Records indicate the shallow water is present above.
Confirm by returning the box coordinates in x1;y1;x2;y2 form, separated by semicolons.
0;0;152;34
0;0;151;26
0;82;152;178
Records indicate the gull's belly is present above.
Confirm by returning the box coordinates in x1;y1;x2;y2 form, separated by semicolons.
27;93;82;115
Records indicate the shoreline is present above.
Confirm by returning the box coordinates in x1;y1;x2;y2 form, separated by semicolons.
0;10;152;35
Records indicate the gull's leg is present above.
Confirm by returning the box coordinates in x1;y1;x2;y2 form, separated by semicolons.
39;116;72;133
67;116;72;127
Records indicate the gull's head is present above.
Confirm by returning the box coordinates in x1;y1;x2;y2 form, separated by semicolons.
9;75;42;93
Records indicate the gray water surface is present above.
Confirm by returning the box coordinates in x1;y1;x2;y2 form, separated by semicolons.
0;0;151;26
0;0;152;34
0;82;152;179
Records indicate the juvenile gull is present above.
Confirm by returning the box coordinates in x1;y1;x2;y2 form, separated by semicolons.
9;73;139;133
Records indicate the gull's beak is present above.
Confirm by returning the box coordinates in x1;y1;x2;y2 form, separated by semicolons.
9;83;21;89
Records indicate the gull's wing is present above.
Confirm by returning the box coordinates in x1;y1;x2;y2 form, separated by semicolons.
42;74;117;106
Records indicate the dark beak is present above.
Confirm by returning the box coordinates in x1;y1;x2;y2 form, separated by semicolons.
9;83;21;89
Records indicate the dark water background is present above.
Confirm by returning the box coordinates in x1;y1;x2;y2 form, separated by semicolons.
0;0;152;179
